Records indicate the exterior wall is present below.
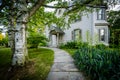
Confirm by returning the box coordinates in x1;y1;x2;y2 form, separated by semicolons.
62;13;93;43
45;8;109;47
92;9;109;45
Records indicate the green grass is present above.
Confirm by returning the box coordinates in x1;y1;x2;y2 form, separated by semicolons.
0;48;12;80
0;48;11;65
0;47;54;80
63;49;77;56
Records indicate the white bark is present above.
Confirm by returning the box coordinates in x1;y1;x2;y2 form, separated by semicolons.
10;0;45;66
8;27;15;54
12;14;28;66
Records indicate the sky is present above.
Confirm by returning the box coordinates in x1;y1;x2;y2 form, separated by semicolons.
110;5;120;11
44;1;58;12
0;25;3;28
45;1;120;12
45;0;71;12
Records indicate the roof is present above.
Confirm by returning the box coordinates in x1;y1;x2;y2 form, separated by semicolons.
50;27;64;35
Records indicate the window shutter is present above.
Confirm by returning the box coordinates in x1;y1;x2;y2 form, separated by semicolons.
72;31;74;40
99;29;101;41
79;29;81;40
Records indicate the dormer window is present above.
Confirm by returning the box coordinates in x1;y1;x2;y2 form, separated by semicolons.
97;8;106;20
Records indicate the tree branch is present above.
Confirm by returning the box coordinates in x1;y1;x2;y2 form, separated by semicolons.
29;0;46;18
43;4;107;9
43;4;74;9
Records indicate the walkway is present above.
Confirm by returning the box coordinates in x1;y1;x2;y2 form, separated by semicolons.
47;48;85;80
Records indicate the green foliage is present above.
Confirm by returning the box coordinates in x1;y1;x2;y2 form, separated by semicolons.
107;11;120;29
63;49;77;56
59;41;77;49
109;30;120;48
0;34;8;47
107;11;120;48
59;41;89;49
27;33;48;48
94;44;108;50
73;47;120;80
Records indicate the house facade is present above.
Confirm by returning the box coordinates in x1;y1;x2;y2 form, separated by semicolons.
45;7;109;47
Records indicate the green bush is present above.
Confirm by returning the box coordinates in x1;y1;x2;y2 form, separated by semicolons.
59;43;66;49
73;47;120;80
0;34;8;47
59;41;76;49
27;34;48;48
94;44;108;50
109;43;120;49
59;41;89;49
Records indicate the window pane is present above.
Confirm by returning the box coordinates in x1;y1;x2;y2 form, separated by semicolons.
99;29;105;42
97;9;105;20
74;29;81;41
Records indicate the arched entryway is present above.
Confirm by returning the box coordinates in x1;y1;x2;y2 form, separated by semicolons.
49;27;64;47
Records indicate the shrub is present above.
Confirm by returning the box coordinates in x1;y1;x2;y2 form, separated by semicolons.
0;34;8;47
59;41;76;49
59;43;66;49
94;44;108;50
27;34;48;48
73;47;120;80
59;41;89;49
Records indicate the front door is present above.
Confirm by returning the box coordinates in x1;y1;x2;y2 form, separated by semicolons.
51;35;57;47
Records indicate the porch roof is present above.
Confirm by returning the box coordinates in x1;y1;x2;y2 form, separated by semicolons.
50;27;64;35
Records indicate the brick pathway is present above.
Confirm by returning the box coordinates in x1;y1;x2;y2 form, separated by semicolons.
46;48;85;80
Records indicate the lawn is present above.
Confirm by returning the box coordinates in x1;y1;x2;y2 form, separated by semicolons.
0;47;54;80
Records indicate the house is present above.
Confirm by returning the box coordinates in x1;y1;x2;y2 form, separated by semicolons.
45;3;109;47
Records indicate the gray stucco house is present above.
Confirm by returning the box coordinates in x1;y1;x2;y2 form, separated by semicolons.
45;3;109;47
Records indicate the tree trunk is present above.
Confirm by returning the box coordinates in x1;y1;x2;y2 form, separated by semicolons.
8;0;45;66
12;14;28;66
8;17;15;64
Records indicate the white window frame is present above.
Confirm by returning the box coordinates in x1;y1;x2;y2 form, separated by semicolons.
97;8;106;20
99;28;106;42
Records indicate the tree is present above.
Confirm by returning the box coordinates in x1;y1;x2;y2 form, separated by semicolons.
0;33;3;40
27;16;48;48
0;0;118;66
0;0;46;66
0;33;8;47
107;10;120;48
27;33;48;48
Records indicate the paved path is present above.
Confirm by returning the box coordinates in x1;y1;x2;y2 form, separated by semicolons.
47;48;85;80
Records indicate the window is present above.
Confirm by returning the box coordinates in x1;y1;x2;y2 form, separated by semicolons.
72;29;81;41
58;9;61;14
97;9;106;20
99;29;105;42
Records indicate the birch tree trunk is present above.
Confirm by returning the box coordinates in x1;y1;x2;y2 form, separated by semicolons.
8;17;15;62
8;0;45;66
12;14;28;66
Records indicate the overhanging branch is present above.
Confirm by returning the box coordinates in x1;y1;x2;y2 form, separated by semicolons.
43;4;74;9
42;4;107;9
28;0;46;18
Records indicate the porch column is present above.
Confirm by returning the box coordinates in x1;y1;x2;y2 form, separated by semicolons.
56;33;59;47
52;35;57;47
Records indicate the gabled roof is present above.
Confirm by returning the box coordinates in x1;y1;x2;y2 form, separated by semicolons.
50;26;64;35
